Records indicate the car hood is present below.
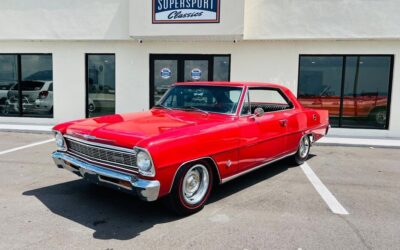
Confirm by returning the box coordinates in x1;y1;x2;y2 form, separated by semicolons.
64;109;234;148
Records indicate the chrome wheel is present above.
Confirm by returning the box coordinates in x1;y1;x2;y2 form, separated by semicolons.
299;135;310;158
182;164;209;205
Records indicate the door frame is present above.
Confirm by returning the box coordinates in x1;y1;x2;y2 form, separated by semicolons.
149;54;231;108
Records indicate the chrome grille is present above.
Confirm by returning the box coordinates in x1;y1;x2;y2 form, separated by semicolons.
65;137;137;171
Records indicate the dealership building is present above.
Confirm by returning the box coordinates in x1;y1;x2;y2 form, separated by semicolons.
0;0;399;138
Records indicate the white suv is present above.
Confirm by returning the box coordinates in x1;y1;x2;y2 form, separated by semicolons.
4;80;53;115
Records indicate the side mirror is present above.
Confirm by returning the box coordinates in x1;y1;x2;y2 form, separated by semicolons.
254;107;265;117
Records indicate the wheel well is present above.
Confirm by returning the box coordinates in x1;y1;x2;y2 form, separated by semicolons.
370;106;387;115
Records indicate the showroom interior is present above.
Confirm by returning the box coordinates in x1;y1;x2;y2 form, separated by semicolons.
0;0;400;138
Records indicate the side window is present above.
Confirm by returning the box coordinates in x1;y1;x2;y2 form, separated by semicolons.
248;88;292;114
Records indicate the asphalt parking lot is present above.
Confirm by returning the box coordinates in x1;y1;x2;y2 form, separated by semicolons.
0;132;399;250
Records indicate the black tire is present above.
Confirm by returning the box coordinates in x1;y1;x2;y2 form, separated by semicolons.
291;135;311;165
164;161;213;216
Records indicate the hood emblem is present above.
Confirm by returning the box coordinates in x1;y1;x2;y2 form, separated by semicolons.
72;133;115;143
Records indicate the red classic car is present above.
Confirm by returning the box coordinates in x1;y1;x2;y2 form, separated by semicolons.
52;82;329;215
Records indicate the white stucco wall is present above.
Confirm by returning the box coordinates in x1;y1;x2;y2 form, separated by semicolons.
0;40;399;138
1;0;400;41
245;0;400;40
0;0;130;40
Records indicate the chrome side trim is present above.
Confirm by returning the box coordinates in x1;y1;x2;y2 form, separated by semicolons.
64;135;135;153
221;151;297;184
168;157;222;193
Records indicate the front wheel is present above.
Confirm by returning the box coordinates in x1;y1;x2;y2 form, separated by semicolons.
164;162;213;216
291;135;311;165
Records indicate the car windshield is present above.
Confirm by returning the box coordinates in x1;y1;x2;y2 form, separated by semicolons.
158;85;243;115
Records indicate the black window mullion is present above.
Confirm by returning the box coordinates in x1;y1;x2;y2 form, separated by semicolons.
208;56;214;81
17;54;22;117
177;58;184;82
338;56;346;127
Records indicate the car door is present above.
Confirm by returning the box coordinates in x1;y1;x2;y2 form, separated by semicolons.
237;87;290;173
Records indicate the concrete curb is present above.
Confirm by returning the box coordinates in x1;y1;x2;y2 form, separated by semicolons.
316;137;400;149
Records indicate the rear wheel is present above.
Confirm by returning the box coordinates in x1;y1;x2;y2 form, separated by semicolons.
291;135;311;165
164;162;213;216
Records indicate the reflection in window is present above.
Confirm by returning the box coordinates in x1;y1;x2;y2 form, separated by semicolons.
213;56;230;81
0;55;18;116
87;54;115;118
298;55;393;129
154;60;178;105
0;54;53;118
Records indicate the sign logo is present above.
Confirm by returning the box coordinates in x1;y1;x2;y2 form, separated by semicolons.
153;0;221;24
191;68;202;80
160;68;172;79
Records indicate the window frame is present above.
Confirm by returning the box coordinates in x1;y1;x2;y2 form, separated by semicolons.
239;86;294;117
0;53;53;118
85;53;116;118
297;54;394;130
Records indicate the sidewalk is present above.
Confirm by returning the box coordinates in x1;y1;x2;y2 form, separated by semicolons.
0;124;53;133
316;136;400;148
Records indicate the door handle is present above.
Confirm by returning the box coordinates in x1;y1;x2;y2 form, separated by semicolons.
279;119;288;127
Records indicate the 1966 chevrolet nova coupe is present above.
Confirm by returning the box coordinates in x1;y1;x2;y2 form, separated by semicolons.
52;82;329;215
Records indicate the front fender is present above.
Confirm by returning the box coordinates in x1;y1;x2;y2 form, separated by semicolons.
141;122;241;197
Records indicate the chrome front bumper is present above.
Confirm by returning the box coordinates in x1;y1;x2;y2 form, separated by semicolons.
52;151;160;202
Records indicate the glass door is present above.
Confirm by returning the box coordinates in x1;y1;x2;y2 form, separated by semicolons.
150;54;230;108
184;60;209;82
153;59;178;105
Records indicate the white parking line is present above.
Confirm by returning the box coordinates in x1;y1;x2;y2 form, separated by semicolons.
301;162;349;215
0;139;55;156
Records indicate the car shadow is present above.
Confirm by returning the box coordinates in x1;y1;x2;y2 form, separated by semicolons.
23;156;315;240
209;155;316;203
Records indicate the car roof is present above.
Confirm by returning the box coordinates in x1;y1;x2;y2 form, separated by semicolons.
174;81;288;89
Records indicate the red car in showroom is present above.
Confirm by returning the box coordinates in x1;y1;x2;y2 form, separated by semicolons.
52;82;329;215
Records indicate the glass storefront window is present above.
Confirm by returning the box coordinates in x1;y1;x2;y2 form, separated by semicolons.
86;54;115;118
213;56;230;81
0;55;18;116
298;55;393;129
0;54;53;118
21;55;53;117
298;56;343;127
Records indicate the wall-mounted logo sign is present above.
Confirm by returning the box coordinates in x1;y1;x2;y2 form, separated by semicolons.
191;68;202;80
153;0;220;24
160;68;172;79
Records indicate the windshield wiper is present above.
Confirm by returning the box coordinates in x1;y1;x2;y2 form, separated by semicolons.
153;104;172;110
180;106;209;115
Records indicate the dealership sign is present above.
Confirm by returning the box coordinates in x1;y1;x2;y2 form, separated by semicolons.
153;0;220;24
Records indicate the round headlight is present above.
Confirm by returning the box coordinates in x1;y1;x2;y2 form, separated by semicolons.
54;132;67;151
137;151;152;172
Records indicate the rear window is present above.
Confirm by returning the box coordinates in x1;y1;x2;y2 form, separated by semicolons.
0;82;14;90
12;81;45;91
